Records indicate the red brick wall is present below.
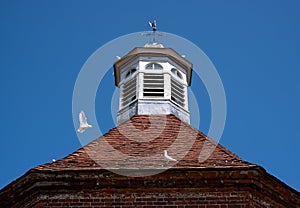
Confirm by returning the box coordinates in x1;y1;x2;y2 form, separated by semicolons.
29;190;275;208
3;169;299;207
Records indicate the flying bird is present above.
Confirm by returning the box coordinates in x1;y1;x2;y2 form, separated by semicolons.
164;150;177;162
77;111;92;133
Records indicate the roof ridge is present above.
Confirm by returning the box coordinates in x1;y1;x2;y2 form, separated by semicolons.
204;135;249;162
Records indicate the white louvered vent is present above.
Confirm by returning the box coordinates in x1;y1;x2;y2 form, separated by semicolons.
121;76;137;107
143;74;164;98
171;77;185;107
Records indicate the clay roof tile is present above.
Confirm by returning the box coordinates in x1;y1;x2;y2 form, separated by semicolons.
35;115;253;171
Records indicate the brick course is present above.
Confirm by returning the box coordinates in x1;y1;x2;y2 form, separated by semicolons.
30;190;265;208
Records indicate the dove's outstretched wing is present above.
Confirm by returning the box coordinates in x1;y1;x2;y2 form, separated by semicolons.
77;111;92;133
79;111;87;125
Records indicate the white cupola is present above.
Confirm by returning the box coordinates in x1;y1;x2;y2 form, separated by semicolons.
113;43;193;124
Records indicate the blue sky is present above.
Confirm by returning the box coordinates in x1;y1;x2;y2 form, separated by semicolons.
0;0;299;191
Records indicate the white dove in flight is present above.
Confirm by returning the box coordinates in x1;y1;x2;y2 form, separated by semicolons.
164;150;177;162
77;111;92;133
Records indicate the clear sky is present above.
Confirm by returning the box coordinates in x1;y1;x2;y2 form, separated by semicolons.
0;0;299;191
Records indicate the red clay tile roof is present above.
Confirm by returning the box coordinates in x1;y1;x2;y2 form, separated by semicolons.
35;115;254;171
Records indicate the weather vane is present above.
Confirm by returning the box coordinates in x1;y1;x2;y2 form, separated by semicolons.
149;20;157;32
142;20;164;44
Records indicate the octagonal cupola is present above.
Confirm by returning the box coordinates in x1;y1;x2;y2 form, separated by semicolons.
114;41;192;124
